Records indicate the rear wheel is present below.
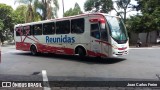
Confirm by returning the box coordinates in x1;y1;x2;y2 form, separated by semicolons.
30;45;38;55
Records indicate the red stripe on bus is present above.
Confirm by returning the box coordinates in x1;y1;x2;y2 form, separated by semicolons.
87;50;107;57
16;42;107;57
95;40;112;46
35;44;74;55
16;42;31;51
118;47;127;50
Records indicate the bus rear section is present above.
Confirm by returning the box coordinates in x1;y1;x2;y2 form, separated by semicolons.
14;13;129;58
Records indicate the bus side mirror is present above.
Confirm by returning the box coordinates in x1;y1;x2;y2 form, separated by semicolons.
100;23;105;29
99;18;106;29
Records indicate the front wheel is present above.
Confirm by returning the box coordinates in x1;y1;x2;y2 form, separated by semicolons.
77;48;86;57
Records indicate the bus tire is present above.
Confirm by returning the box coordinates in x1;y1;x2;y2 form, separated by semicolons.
76;47;86;57
30;45;38;56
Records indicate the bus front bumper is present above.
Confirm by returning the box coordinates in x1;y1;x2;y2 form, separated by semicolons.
112;49;129;57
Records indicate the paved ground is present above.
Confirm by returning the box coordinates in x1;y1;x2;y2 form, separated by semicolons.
0;45;160;90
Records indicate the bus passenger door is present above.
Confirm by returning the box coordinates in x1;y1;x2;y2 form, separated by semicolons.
90;23;101;56
100;27;109;57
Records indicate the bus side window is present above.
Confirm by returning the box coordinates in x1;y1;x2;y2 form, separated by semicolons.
33;24;42;35
23;27;26;36
71;18;84;34
23;26;31;36
100;24;108;41
101;30;108;41
56;21;61;34
91;23;100;39
56;20;70;34
18;27;23;36
43;22;55;35
16;27;20;36
29;25;32;35
30;25;33;35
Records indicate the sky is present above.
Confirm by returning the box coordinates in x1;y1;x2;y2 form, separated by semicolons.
0;0;138;18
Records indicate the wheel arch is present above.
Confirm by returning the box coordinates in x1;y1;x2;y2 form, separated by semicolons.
74;45;87;56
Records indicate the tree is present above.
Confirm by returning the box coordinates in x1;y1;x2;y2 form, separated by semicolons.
84;0;113;13
64;8;73;17
74;3;83;14
137;0;160;44
34;0;59;20
115;0;131;23
0;4;14;44
0;20;4;30
64;3;83;17
15;0;42;22
0;20;4;44
126;15;143;33
13;5;27;24
15;0;35;22
127;0;160;45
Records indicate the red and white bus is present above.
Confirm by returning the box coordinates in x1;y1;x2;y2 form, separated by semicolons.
14;13;129;57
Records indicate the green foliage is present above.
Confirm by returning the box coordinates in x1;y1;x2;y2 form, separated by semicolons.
15;0;36;22
84;0;113;13
0;20;4;31
129;0;160;33
0;4;14;43
64;3;83;17
14;0;42;22
126;15;143;33
127;0;160;44
0;2;42;44
34;0;59;20
13;5;27;24
34;12;42;21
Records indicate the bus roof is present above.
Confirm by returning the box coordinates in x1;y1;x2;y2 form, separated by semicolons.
14;13;120;27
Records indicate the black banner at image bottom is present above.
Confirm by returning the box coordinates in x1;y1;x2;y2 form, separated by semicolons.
0;81;160;87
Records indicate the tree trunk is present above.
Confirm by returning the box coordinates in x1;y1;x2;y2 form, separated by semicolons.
113;8;123;19
42;0;47;20
62;0;64;17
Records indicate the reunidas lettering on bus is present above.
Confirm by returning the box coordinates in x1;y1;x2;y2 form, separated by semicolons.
46;35;75;43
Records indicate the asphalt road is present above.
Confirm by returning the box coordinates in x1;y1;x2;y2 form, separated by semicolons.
1;45;160;81
1;46;160;90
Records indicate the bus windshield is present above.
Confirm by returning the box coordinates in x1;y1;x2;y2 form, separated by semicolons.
105;16;128;43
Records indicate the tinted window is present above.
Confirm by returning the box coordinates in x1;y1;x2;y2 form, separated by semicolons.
71;18;84;34
23;26;31;36
43;22;55;35
91;23;100;39
56;20;70;34
16;27;20;36
33;24;42;35
30;25;33;35
101;26;108;41
16;27;23;36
